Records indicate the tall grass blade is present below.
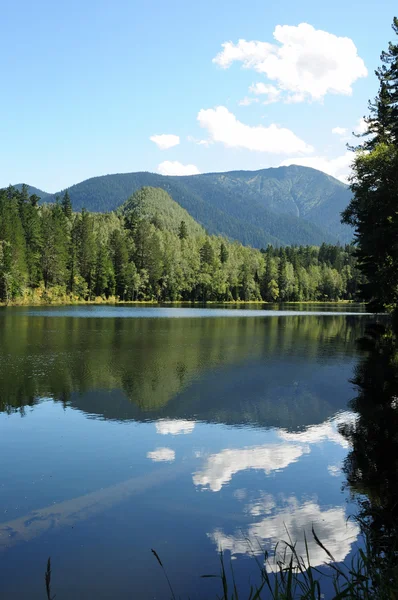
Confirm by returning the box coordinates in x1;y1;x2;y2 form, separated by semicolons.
45;557;55;600
151;548;177;600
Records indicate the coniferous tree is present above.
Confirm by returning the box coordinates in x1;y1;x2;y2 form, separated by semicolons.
94;243;115;297
220;242;229;264
76;208;96;297
111;229;129;299
41;204;69;287
178;220;188;240
342;17;398;311
0;185;364;304
20;193;43;287
61;191;73;219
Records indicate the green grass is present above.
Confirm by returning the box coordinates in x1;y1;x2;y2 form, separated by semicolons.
150;529;396;600
42;529;396;599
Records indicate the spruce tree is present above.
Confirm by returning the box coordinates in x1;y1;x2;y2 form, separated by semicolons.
77;208;96;296
178;220;188;240
61;191;73;219
342;17;398;310
220;242;229;264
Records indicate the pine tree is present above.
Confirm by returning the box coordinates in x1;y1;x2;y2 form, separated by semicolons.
0;189;28;300
76;208;96;297
94;243;114;297
20;195;43;287
61;191;73;219
278;250;288;301
178;220;188;240
41;204;69;288
220;242;229;264
200;239;214;266
111;229;129;299
342;17;398;310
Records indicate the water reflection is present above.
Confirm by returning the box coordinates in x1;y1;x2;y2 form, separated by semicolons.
155;419;195;435
193;444;309;492
0;464;182;552
147;448;176;462
340;321;398;591
1;311;370;427
0;309;380;599
209;496;359;569
194;413;350;492
278;412;355;448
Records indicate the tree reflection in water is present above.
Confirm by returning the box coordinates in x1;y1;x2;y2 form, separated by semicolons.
341;319;398;595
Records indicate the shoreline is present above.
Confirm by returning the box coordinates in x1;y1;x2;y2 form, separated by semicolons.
0;299;361;308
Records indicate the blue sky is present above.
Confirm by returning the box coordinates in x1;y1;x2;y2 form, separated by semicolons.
1;0;396;192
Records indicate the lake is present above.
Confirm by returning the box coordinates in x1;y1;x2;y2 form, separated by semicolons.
0;305;374;598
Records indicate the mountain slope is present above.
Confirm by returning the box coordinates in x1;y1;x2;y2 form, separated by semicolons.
120;186;204;236
23;165;354;247
13;183;51;199
185;166;352;241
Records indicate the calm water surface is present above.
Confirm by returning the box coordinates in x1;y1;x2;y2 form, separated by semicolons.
0;306;373;598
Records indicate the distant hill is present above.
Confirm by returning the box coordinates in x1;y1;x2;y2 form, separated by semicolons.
120;186;204;237
13;183;51;199
17;165;353;247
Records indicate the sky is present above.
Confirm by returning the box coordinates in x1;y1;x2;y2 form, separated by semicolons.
1;0;396;192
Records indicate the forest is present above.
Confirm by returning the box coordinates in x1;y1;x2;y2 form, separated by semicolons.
31;164;351;247
0;184;362;304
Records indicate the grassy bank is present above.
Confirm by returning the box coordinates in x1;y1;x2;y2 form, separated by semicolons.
0;295;359;308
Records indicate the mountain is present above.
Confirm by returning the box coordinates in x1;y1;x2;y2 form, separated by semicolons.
18;165;353;247
13;183;51;199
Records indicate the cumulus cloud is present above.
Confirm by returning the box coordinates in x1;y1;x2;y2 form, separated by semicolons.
197;106;313;154
155;419;195;436
249;83;281;104
193;443;309;492
332;126;347;136
150;134;180;150
146;447;175;462
158;161;200;176
209;497;359;569
213;24;367;102
280;151;353;183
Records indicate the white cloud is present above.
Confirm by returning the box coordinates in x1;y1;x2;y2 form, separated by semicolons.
146;447;175;462
280;151;353;183
238;96;260;106
197;106;313;154
209;497;359;569
213;23;367;102
193;443;309;492
354;117;368;134
155;419;195;436
158;161;201;176
150;134;180;150
249;83;281;104
332;126;347;136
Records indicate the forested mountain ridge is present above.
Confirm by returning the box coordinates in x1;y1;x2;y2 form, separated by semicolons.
0;184;362;304
13;183;51;199
27;165;353;248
